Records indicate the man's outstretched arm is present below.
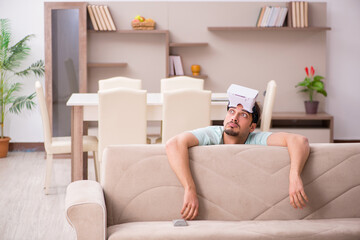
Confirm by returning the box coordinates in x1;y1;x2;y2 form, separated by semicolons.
166;132;199;220
267;132;310;209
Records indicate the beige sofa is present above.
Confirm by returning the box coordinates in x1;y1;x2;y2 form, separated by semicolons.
65;143;360;240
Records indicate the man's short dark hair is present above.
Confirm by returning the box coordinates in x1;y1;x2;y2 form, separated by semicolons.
227;102;261;125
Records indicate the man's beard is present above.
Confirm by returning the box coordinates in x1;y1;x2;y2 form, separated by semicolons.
224;128;239;136
224;122;240;136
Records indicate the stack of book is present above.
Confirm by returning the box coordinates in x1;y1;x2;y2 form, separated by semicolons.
256;6;288;27
169;56;184;76
289;1;308;28
87;5;116;31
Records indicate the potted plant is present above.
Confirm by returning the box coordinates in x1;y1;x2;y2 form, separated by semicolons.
0;19;45;157
296;66;327;114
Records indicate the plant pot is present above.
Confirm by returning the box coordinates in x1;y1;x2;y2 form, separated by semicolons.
0;137;11;158
304;101;319;114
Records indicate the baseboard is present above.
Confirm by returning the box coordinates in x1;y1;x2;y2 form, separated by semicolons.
333;139;360;143
8;142;97;159
9;142;45;152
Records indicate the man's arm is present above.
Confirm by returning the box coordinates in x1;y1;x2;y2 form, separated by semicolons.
267;132;310;209
166;132;199;220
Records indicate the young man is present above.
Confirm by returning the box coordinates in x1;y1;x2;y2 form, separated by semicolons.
166;84;310;220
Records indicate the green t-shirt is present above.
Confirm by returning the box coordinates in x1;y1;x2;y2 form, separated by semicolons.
190;126;272;146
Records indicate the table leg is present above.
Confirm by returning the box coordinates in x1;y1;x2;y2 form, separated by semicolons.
71;106;84;181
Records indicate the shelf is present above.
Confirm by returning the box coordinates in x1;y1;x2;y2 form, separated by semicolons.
87;63;128;68
208;26;331;31
88;29;169;34
169;75;208;79
169;42;208;47
272;112;333;120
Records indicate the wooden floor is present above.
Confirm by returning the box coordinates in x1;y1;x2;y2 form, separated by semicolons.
0;151;96;240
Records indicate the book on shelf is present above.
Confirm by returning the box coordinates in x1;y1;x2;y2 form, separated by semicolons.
256;7;266;27
289;1;309;28
169;56;175;76
260;6;271;27
100;6;112;31
169;56;184;76
292;2;297;27
296;2;301;28
87;5;99;31
104;6;117;31
257;6;288;27
269;7;281;27
266;7;275;27
273;7;283;27
95;5;107;30
300;1;305;28
278;7;288;27
287;2;292;27
87;5;117;31
91;5;103;31
304;1;308;27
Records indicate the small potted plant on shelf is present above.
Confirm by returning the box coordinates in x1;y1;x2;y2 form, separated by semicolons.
0;19;45;157
295;66;327;114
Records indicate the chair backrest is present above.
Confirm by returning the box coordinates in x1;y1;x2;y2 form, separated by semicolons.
162;89;211;143
160;76;204;92
98;77;142;90
98;87;147;161
35;81;52;151
260;80;277;132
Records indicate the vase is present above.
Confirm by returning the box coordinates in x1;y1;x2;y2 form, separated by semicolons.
0;137;11;158
304;101;319;114
191;65;201;76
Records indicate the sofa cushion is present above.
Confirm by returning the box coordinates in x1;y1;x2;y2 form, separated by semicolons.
102;144;360;226
107;218;360;240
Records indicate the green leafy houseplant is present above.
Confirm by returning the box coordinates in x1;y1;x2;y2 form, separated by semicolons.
0;19;45;141
296;66;327;102
295;66;327;114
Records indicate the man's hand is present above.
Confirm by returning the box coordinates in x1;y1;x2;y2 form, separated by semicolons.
267;132;310;209
166;133;200;220
289;172;309;209
181;188;199;220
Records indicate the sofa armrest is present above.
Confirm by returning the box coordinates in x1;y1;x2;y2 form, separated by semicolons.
65;180;106;240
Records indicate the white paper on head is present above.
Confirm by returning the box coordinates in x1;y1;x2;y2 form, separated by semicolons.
227;84;259;113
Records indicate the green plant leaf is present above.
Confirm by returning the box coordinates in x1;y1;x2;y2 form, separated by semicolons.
3;82;22;105
314;75;324;81
9;92;36;114
298;89;309;93
15;60;45;77
3;34;33;70
0;19;11;67
312;81;324;90
296;82;307;87
317;89;328;97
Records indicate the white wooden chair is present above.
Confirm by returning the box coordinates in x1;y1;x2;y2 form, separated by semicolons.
162;89;211;143
98;87;147;164
98;77;142;90
154;76;205;143
260;80;277;132
35;81;99;194
160;76;204;92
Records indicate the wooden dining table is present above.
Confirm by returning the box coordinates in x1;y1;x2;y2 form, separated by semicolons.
66;92;228;181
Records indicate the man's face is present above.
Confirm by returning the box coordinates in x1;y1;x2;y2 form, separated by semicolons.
223;104;256;137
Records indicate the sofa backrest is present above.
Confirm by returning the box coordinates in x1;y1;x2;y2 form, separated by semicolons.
101;143;360;226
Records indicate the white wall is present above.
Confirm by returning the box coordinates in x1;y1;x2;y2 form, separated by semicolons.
0;0;359;142
325;0;360;140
